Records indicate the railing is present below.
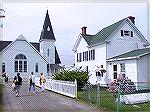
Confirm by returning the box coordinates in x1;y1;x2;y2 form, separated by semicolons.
35;77;77;98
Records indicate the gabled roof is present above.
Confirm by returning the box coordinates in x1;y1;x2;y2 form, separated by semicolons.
107;47;150;61
39;10;56;41
0;41;12;52
0;40;61;64
0;40;40;52
82;17;149;47
82;18;126;46
55;47;61;64
84;18;126;46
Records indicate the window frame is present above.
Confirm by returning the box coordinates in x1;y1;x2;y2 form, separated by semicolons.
14;54;27;73
121;30;134;37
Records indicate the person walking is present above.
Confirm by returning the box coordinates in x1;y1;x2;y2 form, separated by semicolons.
39;73;46;92
14;73;22;97
28;72;36;93
2;72;8;85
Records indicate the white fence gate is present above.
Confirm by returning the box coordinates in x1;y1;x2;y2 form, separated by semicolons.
35;77;77;98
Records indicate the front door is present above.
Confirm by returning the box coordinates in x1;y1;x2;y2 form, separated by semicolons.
113;65;117;79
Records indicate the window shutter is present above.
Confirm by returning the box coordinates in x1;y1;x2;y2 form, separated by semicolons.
77;53;78;62
93;49;95;60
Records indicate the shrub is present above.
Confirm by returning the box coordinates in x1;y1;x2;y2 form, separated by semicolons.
52;70;88;90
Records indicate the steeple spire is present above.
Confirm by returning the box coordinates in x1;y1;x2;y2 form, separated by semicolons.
39;10;56;41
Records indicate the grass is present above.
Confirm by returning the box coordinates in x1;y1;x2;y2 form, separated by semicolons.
77;87;150;112
0;77;3;112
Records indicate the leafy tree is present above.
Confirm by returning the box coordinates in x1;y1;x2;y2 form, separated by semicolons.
52;70;88;90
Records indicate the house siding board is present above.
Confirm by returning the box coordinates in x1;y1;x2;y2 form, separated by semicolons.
137;55;149;84
106;22;146;59
107;59;137;83
1;40;48;78
75;42;107;84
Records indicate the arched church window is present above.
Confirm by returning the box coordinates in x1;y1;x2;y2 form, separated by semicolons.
14;54;27;73
15;54;27;59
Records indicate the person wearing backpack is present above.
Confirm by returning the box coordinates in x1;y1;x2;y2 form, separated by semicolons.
14;73;22;97
28;72;35;93
39;72;46;92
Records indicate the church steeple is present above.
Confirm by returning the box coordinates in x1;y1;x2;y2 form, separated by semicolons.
39;10;56;41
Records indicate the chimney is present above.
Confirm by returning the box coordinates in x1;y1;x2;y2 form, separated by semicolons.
81;26;87;35
128;16;135;25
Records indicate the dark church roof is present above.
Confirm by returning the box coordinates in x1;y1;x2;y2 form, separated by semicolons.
39;10;56;41
0;41;61;64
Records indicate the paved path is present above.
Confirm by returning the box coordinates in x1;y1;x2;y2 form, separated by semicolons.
3;81;101;112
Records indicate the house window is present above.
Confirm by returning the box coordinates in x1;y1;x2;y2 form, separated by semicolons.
86;51;88;61
120;63;125;73
79;53;82;62
14;54;27;72
89;49;95;61
91;49;95;60
19;61;22;72
15;61;18;72
77;53;82;62
2;63;5;73
83;51;88;61
121;30;134;37
89;51;91;61
47;64;50;73
35;63;38;73
83;52;85;61
113;65;117;79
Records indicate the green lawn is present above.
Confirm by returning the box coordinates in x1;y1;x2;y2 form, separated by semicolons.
77;87;150;112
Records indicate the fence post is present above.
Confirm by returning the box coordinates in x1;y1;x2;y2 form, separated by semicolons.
75;79;77;99
117;82;121;112
87;82;91;103
96;83;100;106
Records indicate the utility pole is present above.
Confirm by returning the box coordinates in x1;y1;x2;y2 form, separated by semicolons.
0;4;5;74
0;9;5;18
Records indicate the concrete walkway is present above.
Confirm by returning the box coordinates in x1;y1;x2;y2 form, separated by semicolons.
3;81;101;112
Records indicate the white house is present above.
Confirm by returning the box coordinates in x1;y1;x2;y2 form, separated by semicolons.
0;10;63;79
73;16;150;85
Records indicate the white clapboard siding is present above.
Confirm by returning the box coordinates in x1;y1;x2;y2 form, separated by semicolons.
35;77;77;98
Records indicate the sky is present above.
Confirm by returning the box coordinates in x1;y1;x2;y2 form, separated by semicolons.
1;1;150;67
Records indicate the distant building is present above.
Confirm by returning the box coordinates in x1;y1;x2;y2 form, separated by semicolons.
73;16;150;85
0;10;63;78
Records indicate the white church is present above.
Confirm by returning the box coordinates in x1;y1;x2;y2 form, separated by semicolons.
0;10;63;79
73;16;150;85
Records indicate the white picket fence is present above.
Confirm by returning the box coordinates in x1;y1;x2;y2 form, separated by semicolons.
35;77;77;98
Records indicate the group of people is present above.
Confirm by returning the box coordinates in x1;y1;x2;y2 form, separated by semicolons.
28;72;46;93
2;72;46;97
